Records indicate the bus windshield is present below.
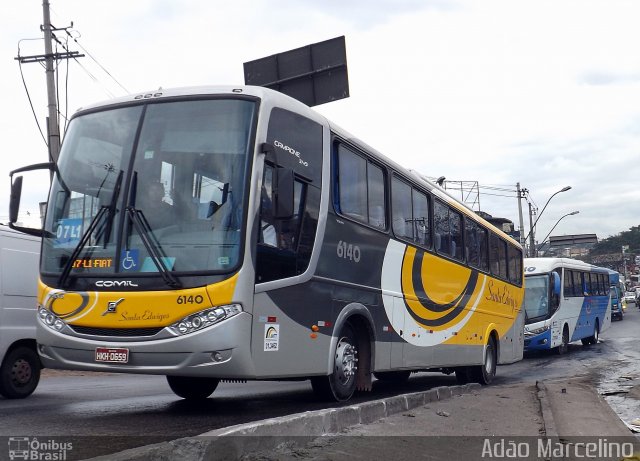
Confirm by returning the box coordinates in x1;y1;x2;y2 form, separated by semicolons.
523;274;550;323
41;98;256;280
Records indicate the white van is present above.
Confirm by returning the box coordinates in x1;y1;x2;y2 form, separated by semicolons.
0;225;41;398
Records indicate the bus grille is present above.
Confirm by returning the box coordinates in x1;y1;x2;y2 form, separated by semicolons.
70;326;164;337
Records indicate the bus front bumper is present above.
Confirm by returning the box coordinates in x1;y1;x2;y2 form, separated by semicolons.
37;312;256;378
524;328;552;351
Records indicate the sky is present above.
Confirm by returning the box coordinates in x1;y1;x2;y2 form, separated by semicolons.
2;0;640;246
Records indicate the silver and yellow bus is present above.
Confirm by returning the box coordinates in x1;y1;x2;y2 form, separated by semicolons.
10;86;524;401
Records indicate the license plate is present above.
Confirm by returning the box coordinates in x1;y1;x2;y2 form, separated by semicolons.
95;347;129;363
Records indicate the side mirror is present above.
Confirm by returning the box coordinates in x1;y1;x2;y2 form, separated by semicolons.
9;176;23;224
274;167;294;219
8;162;55;238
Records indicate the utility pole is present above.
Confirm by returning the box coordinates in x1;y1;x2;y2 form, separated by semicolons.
528;202;536;257
42;0;60;163
14;0;83;163
516;183;525;248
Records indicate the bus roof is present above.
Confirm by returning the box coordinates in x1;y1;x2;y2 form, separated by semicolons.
524;257;607;275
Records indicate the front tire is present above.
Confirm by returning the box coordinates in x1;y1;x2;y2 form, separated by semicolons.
311;322;359;401
557;326;569;355
166;376;219;400
0;346;41;399
469;336;497;385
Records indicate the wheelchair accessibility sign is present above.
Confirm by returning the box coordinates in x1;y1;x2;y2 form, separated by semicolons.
120;249;139;272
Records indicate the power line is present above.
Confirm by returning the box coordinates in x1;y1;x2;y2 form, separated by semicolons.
65;29;129;94
16;39;48;148
49;6;129;95
51;30;116;99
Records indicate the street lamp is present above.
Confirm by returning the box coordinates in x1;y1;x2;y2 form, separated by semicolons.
538;211;579;256
523;186;572;257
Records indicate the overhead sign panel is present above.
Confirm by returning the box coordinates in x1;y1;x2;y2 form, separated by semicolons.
243;36;349;107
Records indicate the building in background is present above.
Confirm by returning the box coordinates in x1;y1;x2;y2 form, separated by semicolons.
537;234;598;258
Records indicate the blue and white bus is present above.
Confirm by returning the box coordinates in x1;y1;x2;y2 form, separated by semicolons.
523;258;611;354
605;268;624;321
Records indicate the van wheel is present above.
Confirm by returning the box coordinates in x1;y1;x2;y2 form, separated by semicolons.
469;336;497;385
166;376;219;400
0;346;41;399
311;321;359;401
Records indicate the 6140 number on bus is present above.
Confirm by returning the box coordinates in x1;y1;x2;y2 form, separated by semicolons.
336;240;361;263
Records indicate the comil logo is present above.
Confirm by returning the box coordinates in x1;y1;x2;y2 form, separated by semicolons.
8;437;73;460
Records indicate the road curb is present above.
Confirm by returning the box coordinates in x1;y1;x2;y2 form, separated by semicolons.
535;380;558;437
87;383;481;461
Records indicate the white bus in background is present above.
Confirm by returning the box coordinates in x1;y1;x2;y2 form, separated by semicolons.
523;258;611;354
0;226;41;398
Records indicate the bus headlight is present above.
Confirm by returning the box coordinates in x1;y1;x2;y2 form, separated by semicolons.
37;306;65;331
169;304;243;336
525;325;550;336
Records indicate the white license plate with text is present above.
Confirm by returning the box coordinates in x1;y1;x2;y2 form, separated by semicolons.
95;347;129;363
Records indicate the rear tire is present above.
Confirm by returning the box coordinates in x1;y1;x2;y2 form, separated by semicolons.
0;346;41;399
469;336;497;385
166;376;219;400
311;321;359;401
581;320;599;346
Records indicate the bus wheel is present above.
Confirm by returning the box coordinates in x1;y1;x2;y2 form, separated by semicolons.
0;346;41;399
581;320;599;346
556;326;569;355
166;376;219;400
373;370;411;383
469;336;497;385
311;322;358;401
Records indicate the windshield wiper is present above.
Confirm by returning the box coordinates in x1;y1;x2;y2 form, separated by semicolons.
58;205;109;288
95;170;123;246
57;171;124;289
126;207;181;288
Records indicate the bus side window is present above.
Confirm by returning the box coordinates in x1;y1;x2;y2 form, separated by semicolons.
489;233;507;280
572;271;582;297
391;177;413;241
564;270;573;297
412;189;430;247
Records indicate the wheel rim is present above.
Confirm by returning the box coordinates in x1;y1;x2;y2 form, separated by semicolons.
11;359;32;386
334;336;357;386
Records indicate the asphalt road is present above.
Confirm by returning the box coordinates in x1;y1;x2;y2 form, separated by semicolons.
1;304;637;459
